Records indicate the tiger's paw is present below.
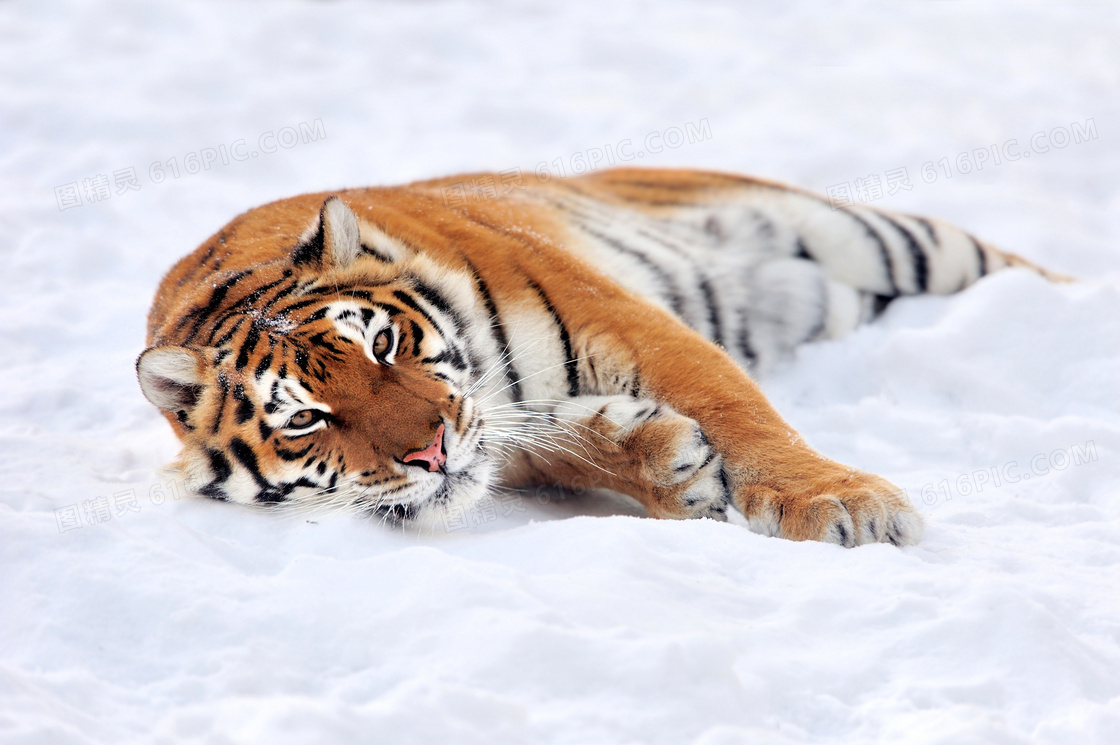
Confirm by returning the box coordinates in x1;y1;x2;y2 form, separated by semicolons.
740;471;924;547
591;398;730;521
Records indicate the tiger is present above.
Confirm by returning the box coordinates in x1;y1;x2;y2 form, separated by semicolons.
137;167;1065;546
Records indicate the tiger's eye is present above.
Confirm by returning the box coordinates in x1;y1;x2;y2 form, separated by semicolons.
372;329;392;358
288;410;315;428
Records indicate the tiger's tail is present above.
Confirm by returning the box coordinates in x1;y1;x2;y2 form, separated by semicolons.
974;241;1073;284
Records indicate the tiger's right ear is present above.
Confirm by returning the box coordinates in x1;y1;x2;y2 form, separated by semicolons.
293;196;411;269
292;196;363;269
136;346;207;414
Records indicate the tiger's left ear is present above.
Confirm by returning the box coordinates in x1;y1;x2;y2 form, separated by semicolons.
136;346;207;415
292;196;363;269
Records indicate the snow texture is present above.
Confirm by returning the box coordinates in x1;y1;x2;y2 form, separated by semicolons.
2;1;1119;743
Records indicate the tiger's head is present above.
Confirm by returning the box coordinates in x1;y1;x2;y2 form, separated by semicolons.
137;196;497;528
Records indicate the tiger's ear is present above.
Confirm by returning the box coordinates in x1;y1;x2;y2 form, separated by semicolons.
136;346;207;414
292;196;363;269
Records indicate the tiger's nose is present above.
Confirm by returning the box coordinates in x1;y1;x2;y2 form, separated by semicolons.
401;423;446;472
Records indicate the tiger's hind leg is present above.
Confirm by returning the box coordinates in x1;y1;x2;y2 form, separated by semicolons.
503;395;731;521
732;257;871;372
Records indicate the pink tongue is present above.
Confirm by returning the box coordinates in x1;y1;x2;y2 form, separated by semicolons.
403;424;446;472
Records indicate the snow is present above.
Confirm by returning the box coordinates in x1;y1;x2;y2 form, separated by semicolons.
2;1;1119;743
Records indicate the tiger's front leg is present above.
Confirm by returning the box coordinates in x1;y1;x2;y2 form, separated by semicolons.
500;396;731;521
551;292;924;547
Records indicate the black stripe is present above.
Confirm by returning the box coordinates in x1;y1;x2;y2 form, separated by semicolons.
409;320;425;355
412;279;467;331
634;227;726;343
294;348;311;376
795;237;813;260
292;224;326;266
372;303;402;318
175;409;194;429
544;193;691;318
912;217;939;247
843;210;899;296
592;192;694;207
302;285;342;296
298;282;392;298
634;227;690;256
303;308;329;324
230;437;274;494
877;213;929;293
392;291;465;374
280;476;324;497
208;449;232;481
969;234;988;277
463;258;522;402
392;290;453;343
206;313;243;347
275;442;314;462
180;270;252;343
360;243;395;263
758;185;900;297
610;179;699;192
872;294;895;317
254;352;274;380
206;274;295;342
717;466;732;505
235;325;261;370
233;383;254;424
256;282;299;315
575;224;688;318
276;298;327;315
307;331;347;358
421;348;469;371
697;277;724;347
737;310;757;363
200;449;232;500
526;279;580;397
210;316;245;348
211;373;230;434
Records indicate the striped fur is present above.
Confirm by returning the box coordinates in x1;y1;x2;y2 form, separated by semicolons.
137;168;1063;544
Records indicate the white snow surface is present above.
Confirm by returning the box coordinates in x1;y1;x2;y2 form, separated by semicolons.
2;2;1119;743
